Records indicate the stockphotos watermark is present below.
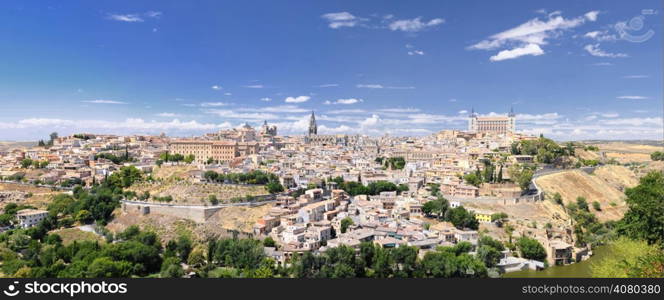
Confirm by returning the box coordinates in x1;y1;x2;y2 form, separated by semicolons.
615;9;657;43
2;280;127;298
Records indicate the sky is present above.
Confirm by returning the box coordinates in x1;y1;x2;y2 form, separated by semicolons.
0;0;662;141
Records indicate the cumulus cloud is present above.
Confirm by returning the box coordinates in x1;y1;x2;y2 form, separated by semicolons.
260;97;272;102
211;85;222;90
284;96;311;103
585;11;599;22
317;84;339;88
243;84;264;89
388;17;444;32
490;43;544;61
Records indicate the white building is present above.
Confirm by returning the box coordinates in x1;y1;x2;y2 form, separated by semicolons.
16;209;49;228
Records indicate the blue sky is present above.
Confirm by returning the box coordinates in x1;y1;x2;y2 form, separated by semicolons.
0;0;662;141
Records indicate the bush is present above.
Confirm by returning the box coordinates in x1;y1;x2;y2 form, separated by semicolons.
517;237;547;261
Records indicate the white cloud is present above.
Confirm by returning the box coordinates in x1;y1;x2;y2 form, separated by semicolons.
204;109;279;121
107;11;162;23
260;97;272;102
284;96;311;103
356;84;415;89
82;99;127;104
326;109;367;114
211;85;222;90
617;96;649;100
585;11;599;22
378;108;421;113
0;118;231;132
458;110;468;114
156;112;178;117
321;12;363;29
243;84;264;89
470;12;594;61
359;114;381;127
623;75;648;79
224;92;232;96
388;17;444;32
317;83;339;88
357;84;384;89
408;50;425;56
200;102;230;107
107;14;144;22
600;113;619;118
326;98;363;105
490;43;545;61
145;11;162;18
584;44;627;58
238;105;308;113
584;30;616;41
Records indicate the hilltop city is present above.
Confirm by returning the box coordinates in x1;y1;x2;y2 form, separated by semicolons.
2;107;662;279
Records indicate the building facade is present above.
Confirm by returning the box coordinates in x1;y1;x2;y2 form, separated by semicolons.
168;140;259;163
468;108;516;134
16;209;49;228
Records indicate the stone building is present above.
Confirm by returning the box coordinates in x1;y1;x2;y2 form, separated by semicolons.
468;108;516;134
168;139;258;163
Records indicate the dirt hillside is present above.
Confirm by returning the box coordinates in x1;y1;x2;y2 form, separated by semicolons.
535;166;638;222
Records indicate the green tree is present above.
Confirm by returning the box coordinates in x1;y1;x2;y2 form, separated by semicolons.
340;217;354;233
75;210;93;224
576;196;589;211
617;171;664;245
422;197;449;219
263;237;276;248
651;151;664;161
445;207;478;230
463;173;482;187
553;192;563;206
591;236;663;278
208;194;219;205
86;257;133;278
517;237;547;261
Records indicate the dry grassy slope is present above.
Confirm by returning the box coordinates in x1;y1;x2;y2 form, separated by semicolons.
153;165;198;180
107;204;272;243
575;149;600;161
207;204;273;232
535;165;638;222
127;182;266;204
598;142;662;164
0;183;58;210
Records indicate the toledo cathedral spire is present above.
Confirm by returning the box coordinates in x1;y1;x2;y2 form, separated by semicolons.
308;111;318;136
